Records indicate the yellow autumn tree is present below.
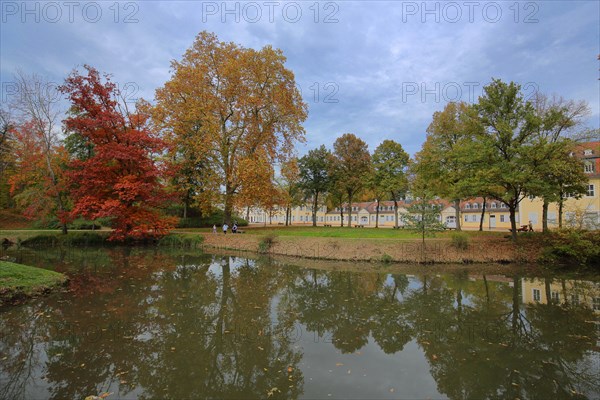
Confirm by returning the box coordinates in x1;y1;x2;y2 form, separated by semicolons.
150;31;307;224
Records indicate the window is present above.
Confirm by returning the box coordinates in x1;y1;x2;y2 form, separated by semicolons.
593;297;600;311
587;185;595;197
533;289;541;302
551;291;560;303
584;149;593;156
491;203;497;209
473;203;479;209
464;215;468;222
584;162;594;173
465;203;471;209
500;215;505;222
570;294;580;305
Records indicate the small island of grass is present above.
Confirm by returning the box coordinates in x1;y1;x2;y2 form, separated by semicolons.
0;260;67;304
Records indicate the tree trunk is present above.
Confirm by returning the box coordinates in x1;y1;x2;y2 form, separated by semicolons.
558;198;564;229
454;199;461;231
542;199;549;233
223;186;234;225
339;208;344;227
246;205;250;222
375;199;380;228
285;205;290;226
544;277;552;304
312;192;319;227
183;194;188;219
478;197;486;231
347;191;353;227
393;197;399;229
509;204;518;242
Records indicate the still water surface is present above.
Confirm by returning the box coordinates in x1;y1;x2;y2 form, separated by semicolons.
1;247;599;399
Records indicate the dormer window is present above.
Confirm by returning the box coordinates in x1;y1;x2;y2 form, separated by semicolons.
584;162;594;174
473;203;478;209
491;203;497;208
584;149;593;156
465;203;471;209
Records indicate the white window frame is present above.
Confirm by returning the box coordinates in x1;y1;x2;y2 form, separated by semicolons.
587;184;595;197
584;162;594;174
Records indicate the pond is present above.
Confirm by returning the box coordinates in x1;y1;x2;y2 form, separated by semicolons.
1;247;599;399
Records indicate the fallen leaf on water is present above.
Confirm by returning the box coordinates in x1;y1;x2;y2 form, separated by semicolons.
335;363;344;367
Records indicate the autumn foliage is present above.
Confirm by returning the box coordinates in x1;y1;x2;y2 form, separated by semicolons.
60;66;176;240
8;120;71;225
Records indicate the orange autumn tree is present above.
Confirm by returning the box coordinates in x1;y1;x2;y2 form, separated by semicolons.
150;31;307;224
60;66;176;240
8;119;71;226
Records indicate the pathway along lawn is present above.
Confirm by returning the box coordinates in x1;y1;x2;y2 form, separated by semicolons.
0;260;67;304
220;225;507;239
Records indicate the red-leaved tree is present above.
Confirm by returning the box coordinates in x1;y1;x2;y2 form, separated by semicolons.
60;66;176;240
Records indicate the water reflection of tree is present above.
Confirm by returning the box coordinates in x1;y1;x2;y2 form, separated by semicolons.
1;250;305;399
283;269;599;399
1;250;599;400
282;270;413;354
132;256;305;399
403;275;599;400
0;302;48;400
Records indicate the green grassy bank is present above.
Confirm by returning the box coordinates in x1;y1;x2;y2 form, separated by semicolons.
0;260;67;304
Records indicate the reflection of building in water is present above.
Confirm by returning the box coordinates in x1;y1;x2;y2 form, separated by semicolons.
521;278;600;312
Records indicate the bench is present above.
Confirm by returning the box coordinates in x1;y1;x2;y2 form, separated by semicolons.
277;222;284;225
323;224;332;227
509;225;531;233
354;224;365;228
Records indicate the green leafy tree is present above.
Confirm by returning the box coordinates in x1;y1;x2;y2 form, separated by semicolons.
298;145;332;226
332;134;371;227
371;140;409;228
527;94;590;231
414;102;477;231
472;79;541;241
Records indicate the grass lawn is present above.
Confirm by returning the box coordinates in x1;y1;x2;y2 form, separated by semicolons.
0;260;67;301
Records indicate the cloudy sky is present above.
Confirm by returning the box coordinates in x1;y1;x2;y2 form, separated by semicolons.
1;0;598;155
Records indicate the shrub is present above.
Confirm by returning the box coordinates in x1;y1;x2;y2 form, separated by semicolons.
177;210;249;228
22;233;110;247
158;234;204;249
258;235;277;254
380;253;393;264
450;232;469;250
539;230;600;270
21;234;61;247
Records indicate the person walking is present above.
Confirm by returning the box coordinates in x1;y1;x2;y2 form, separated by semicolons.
212;224;217;234
222;223;229;234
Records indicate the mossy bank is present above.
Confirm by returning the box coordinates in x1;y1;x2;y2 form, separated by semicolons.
0;260;68;305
